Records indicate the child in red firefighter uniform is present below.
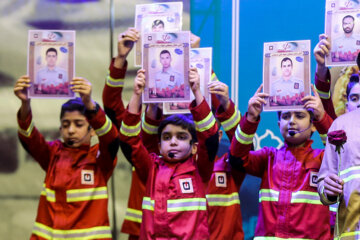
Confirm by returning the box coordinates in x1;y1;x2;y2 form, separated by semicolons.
119;68;218;239
101;28;146;239
207;80;245;240
229;85;333;239
14;76;119;239
102;29;202;239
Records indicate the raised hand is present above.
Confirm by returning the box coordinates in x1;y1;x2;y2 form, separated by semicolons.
302;85;325;121
208;80;230;110
247;84;269;122
14;75;31;102
70;77;95;110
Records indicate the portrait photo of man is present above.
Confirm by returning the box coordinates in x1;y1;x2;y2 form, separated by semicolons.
332;15;360;62
151;19;165;32
153;49;184;98
270;57;304;106
35;47;68;94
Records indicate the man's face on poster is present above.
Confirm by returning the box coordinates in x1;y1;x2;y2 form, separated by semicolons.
343;16;355;34
46;51;57;68
281;59;293;78
152;23;164;32
160;52;171;68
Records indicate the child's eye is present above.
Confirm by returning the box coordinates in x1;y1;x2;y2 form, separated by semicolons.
281;114;290;120
177;134;189;140
295;113;305;119
162;134;171;141
76;123;84;128
350;95;359;102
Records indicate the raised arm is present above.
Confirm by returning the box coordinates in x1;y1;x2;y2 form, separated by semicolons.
141;103;163;154
71;77;119;179
15;75;53;171
103;28;140;129
188;68;218;182
314;33;337;120
302;85;333;145
119;70;153;183
229;85;270;177
209;80;241;140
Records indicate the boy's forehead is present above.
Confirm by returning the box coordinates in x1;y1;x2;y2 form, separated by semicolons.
161;124;190;135
61;110;87;121
281;109;309;115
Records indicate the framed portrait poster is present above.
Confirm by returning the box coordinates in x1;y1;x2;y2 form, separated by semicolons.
163;47;212;114
27;30;75;99
263;40;311;111
325;0;360;66
134;2;182;66
142;31;190;103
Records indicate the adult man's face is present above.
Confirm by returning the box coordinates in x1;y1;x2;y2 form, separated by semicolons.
281;60;293;78
46;51;57;68
160;52;171;69
152;23;164;32
343;17;354;34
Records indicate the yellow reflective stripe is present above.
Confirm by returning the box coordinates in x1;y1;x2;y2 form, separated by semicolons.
341;231;360;238
32;222;112;239
259;189;279;202
167;198;207;212
41;184;56;202
340;166;360;183
340;166;360;176
290;191;322;205
142;197;155;211
94;115;112;137
315;85;330;100
120;121;141;137
206;192;240;206
194;112;216;132
18;120;34;137
141;113;158;135
211;72;218;82
66;187;108;202
124;208;142;223
319;133;327;145
254;237;312;240
221;108;241;132
235;124;254;145
106;71;124;88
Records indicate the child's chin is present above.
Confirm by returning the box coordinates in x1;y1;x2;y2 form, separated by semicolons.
164;156;187;163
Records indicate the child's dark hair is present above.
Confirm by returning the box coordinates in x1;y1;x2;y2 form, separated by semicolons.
158;114;198;143
346;74;360;100
60;97;86;119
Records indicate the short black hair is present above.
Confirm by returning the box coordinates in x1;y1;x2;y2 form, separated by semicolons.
343;15;355;23
281;57;293;68
46;47;57;56
158;114;198;143
60;97;86;119
346;74;360;100
152;19;164;28
160;49;171;57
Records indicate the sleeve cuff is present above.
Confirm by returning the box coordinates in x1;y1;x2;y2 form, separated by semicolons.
313;112;332;134
241;113;259;135
17;110;33;130
216;100;235;121
189;98;211;122
109;58;128;79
